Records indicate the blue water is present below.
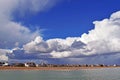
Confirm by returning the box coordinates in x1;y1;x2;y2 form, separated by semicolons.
0;68;120;80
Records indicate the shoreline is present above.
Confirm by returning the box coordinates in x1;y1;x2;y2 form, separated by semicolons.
0;66;120;71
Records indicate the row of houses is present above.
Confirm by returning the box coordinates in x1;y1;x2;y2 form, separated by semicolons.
0;62;119;67
0;62;36;67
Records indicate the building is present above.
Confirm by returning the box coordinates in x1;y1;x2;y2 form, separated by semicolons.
0;62;8;66
25;62;36;67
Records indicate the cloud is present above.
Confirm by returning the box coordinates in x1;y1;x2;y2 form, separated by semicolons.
0;0;60;48
19;35;95;59
23;36;83;54
65;53;120;64
23;36;49;53
0;0;61;60
80;11;120;55
9;11;120;64
16;0;60;15
0;49;12;61
0;21;39;48
9;36;84;60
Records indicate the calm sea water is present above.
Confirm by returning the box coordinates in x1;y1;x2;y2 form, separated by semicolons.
0;68;120;80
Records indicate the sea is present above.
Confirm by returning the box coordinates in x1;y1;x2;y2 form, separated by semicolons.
0;68;120;80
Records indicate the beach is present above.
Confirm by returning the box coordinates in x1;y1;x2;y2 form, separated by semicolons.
0;66;119;71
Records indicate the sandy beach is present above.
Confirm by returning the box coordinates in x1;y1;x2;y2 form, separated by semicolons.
0;66;119;71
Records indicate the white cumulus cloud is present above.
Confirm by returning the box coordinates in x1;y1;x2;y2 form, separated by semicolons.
0;49;12;61
15;11;120;64
80;11;120;55
0;0;60;61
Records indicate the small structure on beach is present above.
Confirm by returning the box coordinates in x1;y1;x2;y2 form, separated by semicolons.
0;62;8;66
25;62;36;67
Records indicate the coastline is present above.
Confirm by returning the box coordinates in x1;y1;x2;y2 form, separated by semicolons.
0;66;119;71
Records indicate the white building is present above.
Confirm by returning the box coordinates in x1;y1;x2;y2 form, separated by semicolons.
24;63;29;67
24;62;36;67
0;62;8;66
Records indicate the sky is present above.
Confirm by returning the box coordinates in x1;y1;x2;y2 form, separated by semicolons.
0;0;120;64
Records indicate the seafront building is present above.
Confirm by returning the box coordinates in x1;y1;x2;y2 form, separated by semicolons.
0;62;119;67
0;62;8;66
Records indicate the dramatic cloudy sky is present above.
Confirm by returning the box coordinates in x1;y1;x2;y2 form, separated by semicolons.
0;0;120;64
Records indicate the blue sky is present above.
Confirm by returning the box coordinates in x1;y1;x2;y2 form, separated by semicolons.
0;0;120;64
13;0;120;39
